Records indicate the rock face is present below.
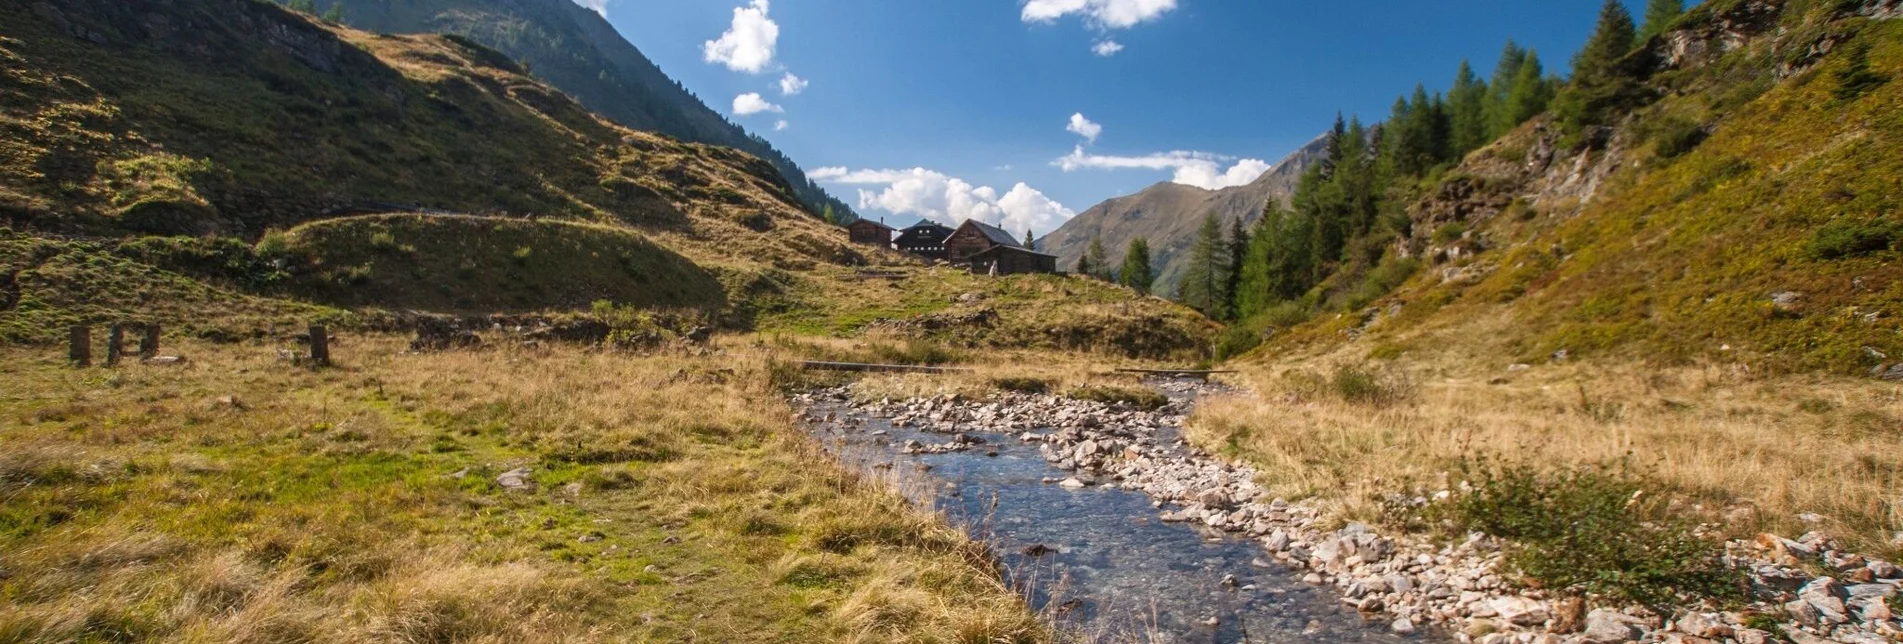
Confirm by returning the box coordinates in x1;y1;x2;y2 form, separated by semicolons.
1039;135;1329;291
795;380;1903;644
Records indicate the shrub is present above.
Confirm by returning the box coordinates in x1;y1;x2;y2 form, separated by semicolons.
1431;223;1467;245
1649;117;1708;158
1806;219;1902;260
369;230;399;252
990;377;1052;394
511;246;533;264
1066;385;1168;411
1417;457;1745;608
1330;365;1413;406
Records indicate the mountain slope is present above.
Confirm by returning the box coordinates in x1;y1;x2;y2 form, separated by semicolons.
327;0;856;221
1040;136;1328;292
1264;0;1903;375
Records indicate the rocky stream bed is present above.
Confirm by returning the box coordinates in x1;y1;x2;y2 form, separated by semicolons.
793;380;1901;644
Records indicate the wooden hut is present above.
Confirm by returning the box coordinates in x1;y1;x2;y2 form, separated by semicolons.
944;220;1025;261
845;219;896;247
894;221;955;259
966;245;1059;275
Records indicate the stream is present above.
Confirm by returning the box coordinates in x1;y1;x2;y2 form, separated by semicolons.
798;380;1440;643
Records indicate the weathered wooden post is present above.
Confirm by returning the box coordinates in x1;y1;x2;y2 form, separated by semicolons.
68;325;91;367
309;325;330;366
139;323;160;359
105;324;124;366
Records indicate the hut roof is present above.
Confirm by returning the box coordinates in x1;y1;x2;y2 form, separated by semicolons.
958;220;1024;248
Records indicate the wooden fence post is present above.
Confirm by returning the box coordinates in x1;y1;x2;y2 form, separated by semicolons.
69;325;91;367
139;323;160;359
106;324;124;366
309;325;330;366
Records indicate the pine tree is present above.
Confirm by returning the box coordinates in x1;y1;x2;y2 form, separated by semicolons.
1177;214;1228;318
286;0;316;13
1075;248;1094;276
1119;238;1153;294
322;1;344;22
1222;215;1249;320
1554;0;1640;138
1023;229;1035;249
1638;0;1683;42
1448;60;1490;157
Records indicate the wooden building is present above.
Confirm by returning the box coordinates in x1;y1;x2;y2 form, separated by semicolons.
966;244;1059;276
845;218;896;247
894;221;955;259
944;220;1025;261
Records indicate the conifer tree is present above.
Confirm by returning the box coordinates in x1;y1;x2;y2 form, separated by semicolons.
286;0;316;13
1075;249;1094;277
1119;238;1153;294
1503;50;1553;130
1177;214;1228;318
1023;229;1035;249
1084;237;1110;280
1448;61;1490;157
1554;0;1640;138
322;1;344;22
1484;41;1529;139
1222;215;1249;320
1638;0;1683;42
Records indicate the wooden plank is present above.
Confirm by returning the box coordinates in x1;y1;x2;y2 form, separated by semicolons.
799;361;971;374
68;325;90;367
1114;368;1238;374
309;325;330;366
105;324;123;367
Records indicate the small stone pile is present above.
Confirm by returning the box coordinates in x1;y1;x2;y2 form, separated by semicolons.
796;384;1903;644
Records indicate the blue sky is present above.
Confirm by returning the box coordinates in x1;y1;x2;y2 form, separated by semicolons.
587;1;1667;235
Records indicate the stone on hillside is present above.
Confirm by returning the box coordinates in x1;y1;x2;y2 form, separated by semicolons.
1801;577;1850;624
1390;617;1416;635
1856;596;1891;622
1675;612;1733;639
1549;596;1586;633
496;467;533;490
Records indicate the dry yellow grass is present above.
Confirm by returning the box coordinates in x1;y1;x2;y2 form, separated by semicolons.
1187;348;1903;559
0;335;1045;642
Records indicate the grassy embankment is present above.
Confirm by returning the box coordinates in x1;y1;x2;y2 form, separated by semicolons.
0;336;1047;643
1185;11;1903;582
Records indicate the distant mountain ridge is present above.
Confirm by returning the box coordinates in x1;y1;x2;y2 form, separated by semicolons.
1040;136;1330;292
330;0;855;220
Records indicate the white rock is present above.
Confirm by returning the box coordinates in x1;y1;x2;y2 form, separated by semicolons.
1390;617;1416;634
1581;609;1643;644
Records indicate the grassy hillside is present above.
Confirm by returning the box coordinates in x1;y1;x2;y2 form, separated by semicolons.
1196;0;1903;565
325;0;860;222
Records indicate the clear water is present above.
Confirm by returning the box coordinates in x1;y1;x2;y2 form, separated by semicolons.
805;387;1441;643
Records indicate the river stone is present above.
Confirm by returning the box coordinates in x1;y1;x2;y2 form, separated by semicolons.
1058;477;1087;489
1856;596;1891;622
1675;612;1732;639
1491;596;1548;627
1390;617;1416;634
1581;609;1643;643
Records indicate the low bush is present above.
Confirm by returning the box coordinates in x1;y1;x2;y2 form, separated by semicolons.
1806;219;1902;260
1066;385;1168;411
990;377;1053;394
1410;457;1745;608
1330;365;1414;406
867;339;964;366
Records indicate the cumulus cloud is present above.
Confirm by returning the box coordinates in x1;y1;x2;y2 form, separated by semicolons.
1022;0;1178;29
703;0;778;74
1054;147;1272;190
732;92;783;116
812;167;1075;235
777;72;808;96
571;0;610;17
1092;40;1125;56
1066;113;1103;143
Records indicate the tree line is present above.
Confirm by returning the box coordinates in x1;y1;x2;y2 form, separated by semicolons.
1073;0;1685;345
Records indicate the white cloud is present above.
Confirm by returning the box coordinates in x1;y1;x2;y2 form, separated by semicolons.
812;167;1074;235
1092;40;1124;56
732;92;783;116
773;120;789;131
703;0;779;74
1066;113;1103;143
1022;0;1178;29
1055;146;1272;190
778;72;808;96
571;0;610;17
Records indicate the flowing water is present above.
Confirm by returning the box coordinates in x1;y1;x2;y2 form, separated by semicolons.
802;383;1442;643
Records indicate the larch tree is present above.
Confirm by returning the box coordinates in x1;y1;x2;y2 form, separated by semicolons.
1119;238;1153;295
1222;215;1249;320
1637;0;1684;42
1177;214;1229;319
1554;0;1640;138
1448;60;1490;157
